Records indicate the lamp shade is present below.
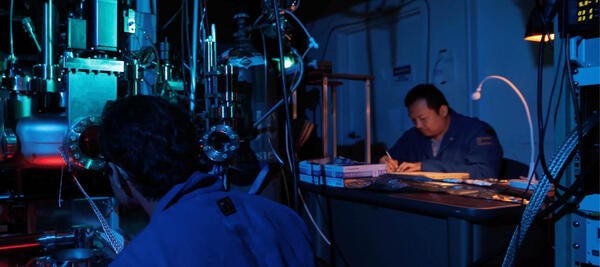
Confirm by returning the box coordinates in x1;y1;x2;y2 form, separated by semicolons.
524;7;555;42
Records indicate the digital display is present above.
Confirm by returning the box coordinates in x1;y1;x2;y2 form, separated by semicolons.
560;0;600;37
576;0;598;22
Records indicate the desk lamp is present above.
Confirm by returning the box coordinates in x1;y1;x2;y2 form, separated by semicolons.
472;75;536;188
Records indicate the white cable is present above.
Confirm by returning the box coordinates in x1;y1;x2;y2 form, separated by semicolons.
72;174;123;254
297;188;331;246
58;167;64;208
284;121;294;173
289;48;305;92
8;0;15;62
252;49;303;130
279;9;318;50
279;8;318;58
267;135;285;165
190;0;199;113
472;75;536;184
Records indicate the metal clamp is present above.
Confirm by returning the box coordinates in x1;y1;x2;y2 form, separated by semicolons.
61;115;106;171
201;124;240;162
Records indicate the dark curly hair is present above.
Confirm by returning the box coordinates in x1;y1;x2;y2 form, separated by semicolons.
99;95;201;201
404;84;449;113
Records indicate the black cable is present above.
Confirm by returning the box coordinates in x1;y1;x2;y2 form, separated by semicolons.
505;24;587;265
423;0;431;83
534;140;581;219
322;190;350;267
160;4;183;31
504;33;551;264
534;36;575;193
320;21;364;60
533;114;599;221
301;186;350;267
279;161;292;207
563;33;584;162
544;39;564;152
536;32;557;188
572;209;600;220
552;189;587;222
546;35;588;195
319;1;418;61
545;59;568;189
469;217;552;267
552;65;567;133
272;0;299;211
542;165;591;222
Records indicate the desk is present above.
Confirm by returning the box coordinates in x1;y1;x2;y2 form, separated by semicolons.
301;184;551;267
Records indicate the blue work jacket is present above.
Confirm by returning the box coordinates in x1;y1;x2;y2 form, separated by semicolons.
110;171;315;266
388;110;503;178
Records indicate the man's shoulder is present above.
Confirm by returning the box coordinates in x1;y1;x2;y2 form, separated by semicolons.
452;112;494;129
449;112;499;140
400;126;425;139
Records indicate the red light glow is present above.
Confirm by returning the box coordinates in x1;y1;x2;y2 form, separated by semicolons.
25;156;66;167
0;242;39;251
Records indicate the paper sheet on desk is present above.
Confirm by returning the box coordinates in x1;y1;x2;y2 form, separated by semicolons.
389;171;470;180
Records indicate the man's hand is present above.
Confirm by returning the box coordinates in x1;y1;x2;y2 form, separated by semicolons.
397;161;422;172
379;155;399;172
107;162;138;207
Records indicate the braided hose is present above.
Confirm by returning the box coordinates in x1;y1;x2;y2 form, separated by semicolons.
502;114;598;267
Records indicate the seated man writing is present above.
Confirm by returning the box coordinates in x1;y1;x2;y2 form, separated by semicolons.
379;84;503;178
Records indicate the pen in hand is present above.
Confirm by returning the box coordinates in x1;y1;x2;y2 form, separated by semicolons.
385;151;393;160
384;151;399;172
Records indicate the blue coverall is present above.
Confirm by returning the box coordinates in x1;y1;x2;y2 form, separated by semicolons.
110;171;315;266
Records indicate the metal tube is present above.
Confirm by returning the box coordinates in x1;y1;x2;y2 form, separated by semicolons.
191;0;199;113
224;64;234;103
322;76;328;158
365;79;371;163
332;85;337;159
43;0;54;80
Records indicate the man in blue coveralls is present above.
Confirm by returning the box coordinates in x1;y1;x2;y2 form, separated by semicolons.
379;84;503;178
99;95;315;266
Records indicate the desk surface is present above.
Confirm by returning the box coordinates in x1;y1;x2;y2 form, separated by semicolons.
301;183;525;224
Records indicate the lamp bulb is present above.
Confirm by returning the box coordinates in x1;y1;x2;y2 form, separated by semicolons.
472;89;481;101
